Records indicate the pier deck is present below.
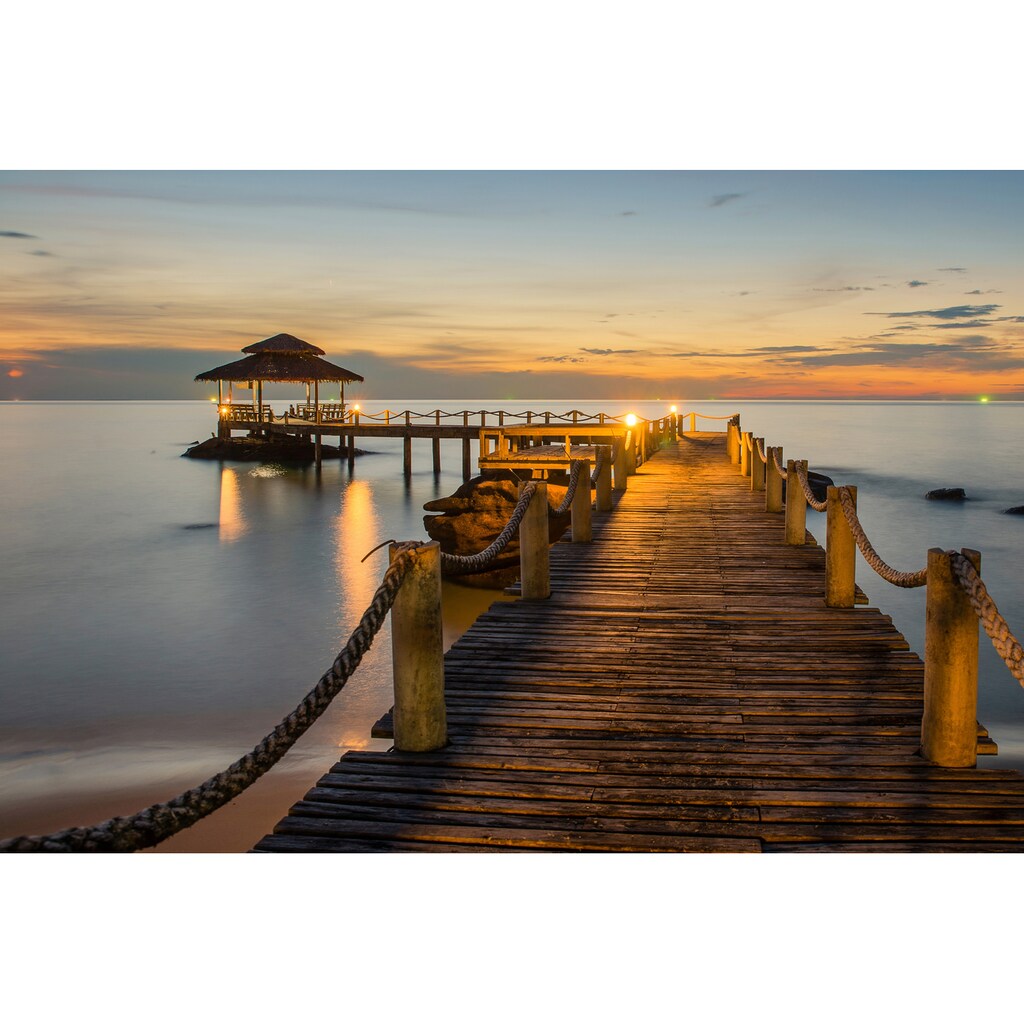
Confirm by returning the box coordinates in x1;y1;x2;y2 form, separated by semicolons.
255;433;1024;853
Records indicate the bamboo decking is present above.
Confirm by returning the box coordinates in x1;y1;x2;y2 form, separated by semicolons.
254;432;1024;853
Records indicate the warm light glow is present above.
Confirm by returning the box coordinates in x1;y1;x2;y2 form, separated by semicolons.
669;405;677;413
218;468;246;543
980;396;990;403
353;403;360;410
625;413;638;427
209;396;217;402
7;368;23;378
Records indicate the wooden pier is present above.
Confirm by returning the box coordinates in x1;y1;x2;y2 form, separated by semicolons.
255;431;1024;853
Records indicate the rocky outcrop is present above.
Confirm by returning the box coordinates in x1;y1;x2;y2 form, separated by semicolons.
182;436;364;463
926;487;967;501
424;472;574;589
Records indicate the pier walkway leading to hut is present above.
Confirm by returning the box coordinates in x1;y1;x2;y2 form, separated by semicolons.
255;432;1024;853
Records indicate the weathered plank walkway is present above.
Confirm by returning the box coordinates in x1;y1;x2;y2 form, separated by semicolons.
255;433;1024;853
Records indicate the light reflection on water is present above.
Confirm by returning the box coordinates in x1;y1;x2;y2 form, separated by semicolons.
1;399;1023;851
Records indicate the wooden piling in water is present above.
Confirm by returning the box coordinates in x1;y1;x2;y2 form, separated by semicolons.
571;458;592;542
389;541;446;752
785;459;807;544
519;481;551;600
825;485;857;608
921;547;981;768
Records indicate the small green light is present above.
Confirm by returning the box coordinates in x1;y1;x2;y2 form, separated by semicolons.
980;396;990;403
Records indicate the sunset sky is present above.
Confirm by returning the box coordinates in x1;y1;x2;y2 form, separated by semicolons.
3;169;1023;401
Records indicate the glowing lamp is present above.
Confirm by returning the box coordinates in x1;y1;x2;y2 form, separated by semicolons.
979;396;990;403
670;405;677;413
625;413;638;427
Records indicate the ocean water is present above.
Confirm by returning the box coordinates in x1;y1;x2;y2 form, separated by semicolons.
2;399;1023;852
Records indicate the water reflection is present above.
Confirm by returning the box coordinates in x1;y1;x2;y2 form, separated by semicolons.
218;467;246;543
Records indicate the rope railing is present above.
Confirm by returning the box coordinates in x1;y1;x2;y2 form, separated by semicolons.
951;553;1024;688
836;486;928;589
733;416;1024;766
551;458;586;516
439;481;540;576
755;437;767;463
0;545;421;853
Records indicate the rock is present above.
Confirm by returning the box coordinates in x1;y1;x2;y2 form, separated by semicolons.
424;472;574;589
1003;506;1024;515
182;436;365;463
781;470;834;507
926;487;967;501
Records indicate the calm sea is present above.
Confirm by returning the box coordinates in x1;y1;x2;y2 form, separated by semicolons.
2;399;1024;852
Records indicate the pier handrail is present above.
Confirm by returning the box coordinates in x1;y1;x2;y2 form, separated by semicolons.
748;425;1024;694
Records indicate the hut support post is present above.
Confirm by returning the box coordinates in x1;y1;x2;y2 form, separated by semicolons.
785;459;807;544
921;547;980;768
571;459;592;542
825;485;857;608
389;541;447;752
519;481;551;600
596;445;613;510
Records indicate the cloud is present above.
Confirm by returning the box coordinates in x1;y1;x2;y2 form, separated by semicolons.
813;286;874;292
708;193;745;208
537;355;585;364
28;249;55;257
966;289;1001;295
620;210;636;216
937;267;968;273
0;230;37;238
772;334;1024;371
906;280;929;288
932;320;995;329
579;348;638;356
866;304;1000;320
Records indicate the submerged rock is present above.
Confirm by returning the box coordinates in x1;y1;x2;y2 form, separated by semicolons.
1003;506;1024;515
926;487;967;501
424;471;574;589
182;435;365;463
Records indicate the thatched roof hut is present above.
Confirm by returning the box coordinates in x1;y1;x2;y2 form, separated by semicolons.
195;333;363;423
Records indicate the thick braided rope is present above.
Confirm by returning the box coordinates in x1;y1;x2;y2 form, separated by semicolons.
836;487;928;588
950;553;1024;687
795;461;828;512
0;547;419;853
590;446;607;485
771;448;788;479
551;459;586;516
755;437;767;463
687;412;739;421
440;481;539;575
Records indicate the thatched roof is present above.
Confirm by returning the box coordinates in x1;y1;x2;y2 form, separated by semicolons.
242;333;325;356
195;352;364;384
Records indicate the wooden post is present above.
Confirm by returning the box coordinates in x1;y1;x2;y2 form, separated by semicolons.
571;459;592;542
613;439;628;491
432;436;441;474
315;432;322;471
519;481;550;600
751;438;766;491
785;459;807;544
389;541;446;752
825;485;857;608
668;415;677;442
740;432;751;476
403;434;412;477
462;410;471;481
766;446;783;512
595;445;612;510
689;412;696;433
626;432;637;476
921;547;981;768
